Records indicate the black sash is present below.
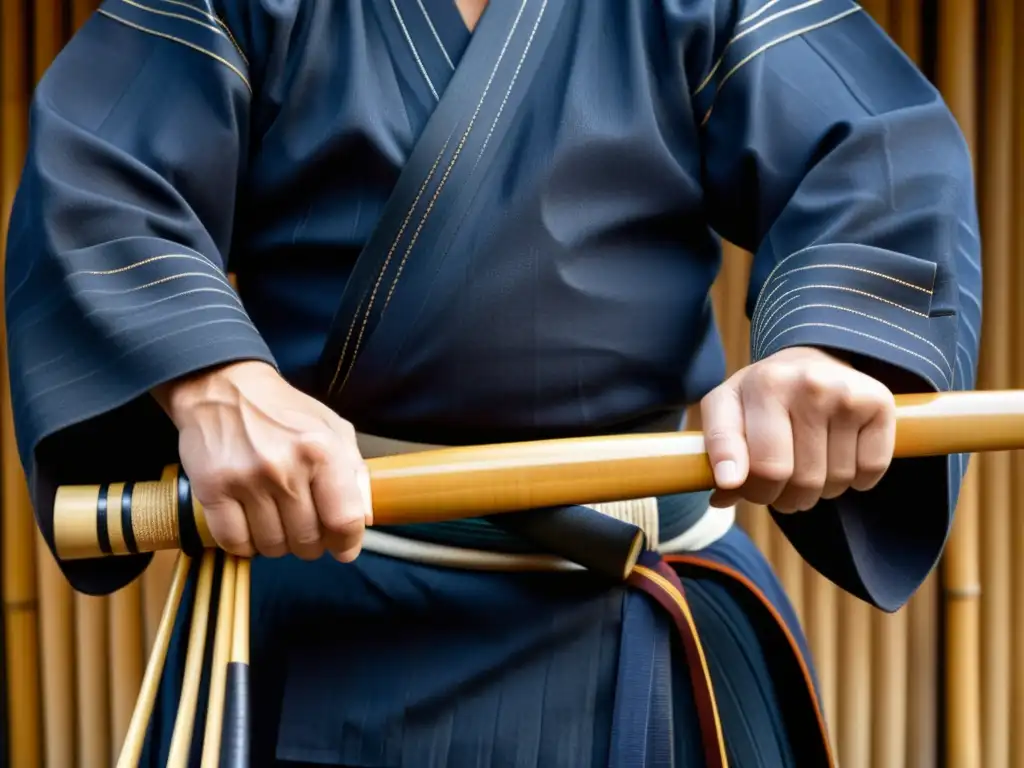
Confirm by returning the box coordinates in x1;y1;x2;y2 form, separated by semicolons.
311;0;651;581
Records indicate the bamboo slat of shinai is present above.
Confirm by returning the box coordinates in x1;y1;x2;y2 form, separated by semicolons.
31;5;79;767
75;593;111;768
889;6;939;768
0;1;43;766
979;2;1015;767
936;2;983;767
1011;9;1024;767
144;551;180;654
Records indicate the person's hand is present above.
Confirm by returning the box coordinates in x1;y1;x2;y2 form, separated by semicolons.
700;347;896;513
152;361;371;561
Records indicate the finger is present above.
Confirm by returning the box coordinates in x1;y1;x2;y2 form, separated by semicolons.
773;408;827;513
701;382;749;491
274;483;325;562
202;498;255;558
740;388;792;507
822;412;861;500
854;407;896;491
305;435;368;562
235;487;288;558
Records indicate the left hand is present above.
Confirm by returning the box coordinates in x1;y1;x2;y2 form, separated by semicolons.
700;346;897;513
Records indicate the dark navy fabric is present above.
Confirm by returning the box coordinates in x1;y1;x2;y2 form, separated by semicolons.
138;526;827;767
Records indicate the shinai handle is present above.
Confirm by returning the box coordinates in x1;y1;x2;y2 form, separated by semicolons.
52;390;1024;561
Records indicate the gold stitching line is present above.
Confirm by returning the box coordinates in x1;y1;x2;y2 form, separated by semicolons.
77;271;233;295
694;0;827;96
754;289;801;341
153;0;249;64
773;262;933;293
632;565;729;766
750;238;893;330
70;253;237;295
759;282;929;321
369;0;535;332
755;301;953;380
700;5;861;127
325;138;451;393
473;0;548;165
72;252;221;276
740;0;785;26
759;321;943;391
97;9;251;92
329;0;532;396
116;0;230;45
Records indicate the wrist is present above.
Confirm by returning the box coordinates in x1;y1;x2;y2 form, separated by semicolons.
152;360;276;427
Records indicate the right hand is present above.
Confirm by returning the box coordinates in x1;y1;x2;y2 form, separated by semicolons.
152;361;371;561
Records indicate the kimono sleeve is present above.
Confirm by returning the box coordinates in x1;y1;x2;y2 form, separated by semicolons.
696;0;982;611
4;1;277;595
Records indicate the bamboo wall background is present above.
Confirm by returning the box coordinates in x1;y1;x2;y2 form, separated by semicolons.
0;0;1015;765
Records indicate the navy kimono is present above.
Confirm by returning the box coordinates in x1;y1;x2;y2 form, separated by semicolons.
5;0;981;765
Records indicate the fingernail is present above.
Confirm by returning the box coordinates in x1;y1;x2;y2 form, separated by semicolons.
357;469;374;525
714;460;741;487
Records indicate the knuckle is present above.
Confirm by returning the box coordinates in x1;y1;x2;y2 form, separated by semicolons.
749;459;792;485
827;466;857;486
213;527;250;556
255;537;287;558
297;433;331;464
337;418;357;442
859;456;892;478
323;512;365;538
704;428;736;450
754;362;793;391
293;527;322;548
253;452;292;483
789;471;826;493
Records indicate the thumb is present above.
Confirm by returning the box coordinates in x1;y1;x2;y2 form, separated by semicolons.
700;381;749;491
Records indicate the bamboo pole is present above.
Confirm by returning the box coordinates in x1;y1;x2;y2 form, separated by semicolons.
978;2;1015;767
803;567;838;750
74;593;110;768
906;576;939;768
871;606;908;768
936;0;983;766
35;529;76;768
860;0;890;31
0;1;43;765
1011;8;1024;767
837;592;872;768
890;0;922;64
30;4;79;767
71;0;100;31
